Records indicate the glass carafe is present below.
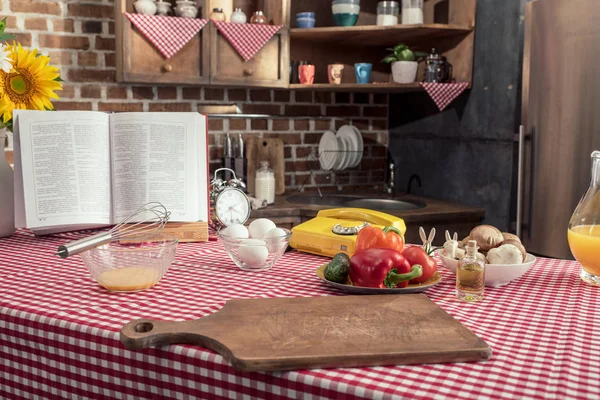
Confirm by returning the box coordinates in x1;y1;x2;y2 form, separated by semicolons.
568;151;600;285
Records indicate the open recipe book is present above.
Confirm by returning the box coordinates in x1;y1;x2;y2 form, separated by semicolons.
13;110;209;235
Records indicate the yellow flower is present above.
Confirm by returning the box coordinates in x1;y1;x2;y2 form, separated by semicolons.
0;43;62;124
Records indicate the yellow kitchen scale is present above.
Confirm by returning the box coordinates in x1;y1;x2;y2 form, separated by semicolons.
290;208;406;258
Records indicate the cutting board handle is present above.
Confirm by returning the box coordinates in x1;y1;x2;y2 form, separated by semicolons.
120;318;212;350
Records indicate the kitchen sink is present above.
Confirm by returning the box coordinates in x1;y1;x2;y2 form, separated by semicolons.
343;198;426;211
286;194;426;210
286;194;365;206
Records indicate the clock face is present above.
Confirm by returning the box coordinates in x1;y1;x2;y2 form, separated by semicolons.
215;188;251;226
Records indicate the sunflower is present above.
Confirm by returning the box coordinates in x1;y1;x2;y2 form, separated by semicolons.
0;43;62;124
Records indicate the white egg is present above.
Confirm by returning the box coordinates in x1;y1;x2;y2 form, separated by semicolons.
264;227;287;238
264;228;288;253
238;239;268;265
222;224;249;239
248;218;277;239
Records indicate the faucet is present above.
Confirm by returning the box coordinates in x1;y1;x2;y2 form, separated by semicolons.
407;174;422;195
384;162;396;196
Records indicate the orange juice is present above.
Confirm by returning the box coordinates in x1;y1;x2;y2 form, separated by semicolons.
568;225;600;276
97;267;160;292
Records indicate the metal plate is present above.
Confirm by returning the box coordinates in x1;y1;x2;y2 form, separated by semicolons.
315;264;442;294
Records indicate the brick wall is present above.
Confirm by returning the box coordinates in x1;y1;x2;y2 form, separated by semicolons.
4;1;389;192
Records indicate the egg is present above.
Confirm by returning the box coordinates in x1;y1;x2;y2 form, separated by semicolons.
238;239;269;266
222;224;249;239
248;218;277;239
264;228;288;253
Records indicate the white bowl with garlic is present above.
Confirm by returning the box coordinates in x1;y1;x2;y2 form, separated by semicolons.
217;219;291;271
438;225;537;288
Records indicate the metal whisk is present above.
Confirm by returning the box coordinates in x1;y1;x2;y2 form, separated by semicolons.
55;202;171;259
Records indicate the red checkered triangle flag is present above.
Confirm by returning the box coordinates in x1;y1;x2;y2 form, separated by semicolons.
420;82;469;111
212;20;282;62
125;14;208;59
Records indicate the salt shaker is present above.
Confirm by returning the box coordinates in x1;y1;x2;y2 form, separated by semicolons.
255;161;275;205
231;8;247;23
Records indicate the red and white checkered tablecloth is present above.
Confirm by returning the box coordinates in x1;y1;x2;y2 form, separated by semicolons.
212;21;282;61
1;229;599;399
420;82;469;111
124;14;208;59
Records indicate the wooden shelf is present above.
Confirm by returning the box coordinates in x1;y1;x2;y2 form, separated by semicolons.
290;24;474;47
289;83;424;93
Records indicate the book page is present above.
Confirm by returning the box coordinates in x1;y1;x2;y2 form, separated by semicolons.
13;110;111;229
109;112;208;223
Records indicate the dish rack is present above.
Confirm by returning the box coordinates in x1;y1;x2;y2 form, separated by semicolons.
298;148;365;194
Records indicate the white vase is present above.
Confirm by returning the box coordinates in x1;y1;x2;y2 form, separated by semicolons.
0;128;15;237
391;61;418;84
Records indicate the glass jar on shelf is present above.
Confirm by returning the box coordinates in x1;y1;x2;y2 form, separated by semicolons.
401;0;423;24
250;11;268;24
377;1;399;26
231;8;247;23
210;7;226;21
568;150;600;285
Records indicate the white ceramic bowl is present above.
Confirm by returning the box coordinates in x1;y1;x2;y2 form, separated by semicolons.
437;250;537;288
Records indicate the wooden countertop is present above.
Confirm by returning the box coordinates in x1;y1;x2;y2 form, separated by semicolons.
250;192;485;223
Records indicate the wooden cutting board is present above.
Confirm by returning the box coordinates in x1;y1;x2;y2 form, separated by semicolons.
246;138;285;196
120;295;492;372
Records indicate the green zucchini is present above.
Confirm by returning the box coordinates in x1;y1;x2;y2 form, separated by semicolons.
324;253;351;283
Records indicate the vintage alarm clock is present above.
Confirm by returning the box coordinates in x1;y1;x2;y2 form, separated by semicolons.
210;168;251;229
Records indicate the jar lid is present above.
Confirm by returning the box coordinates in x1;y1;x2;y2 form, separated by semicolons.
254;10;264;15
377;1;400;6
212;7;223;12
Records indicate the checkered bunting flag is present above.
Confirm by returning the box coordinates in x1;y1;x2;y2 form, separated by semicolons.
125;13;208;59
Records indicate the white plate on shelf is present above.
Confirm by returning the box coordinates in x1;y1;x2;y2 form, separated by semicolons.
318;131;338;171
337;125;359;168
332;135;347;170
350;125;364;167
339;136;353;170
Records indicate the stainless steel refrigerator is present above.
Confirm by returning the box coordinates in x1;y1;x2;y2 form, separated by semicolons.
520;0;600;259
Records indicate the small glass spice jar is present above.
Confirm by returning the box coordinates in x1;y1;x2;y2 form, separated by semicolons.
250;10;268;24
231;8;247;23
210;7;226;21
456;240;485;302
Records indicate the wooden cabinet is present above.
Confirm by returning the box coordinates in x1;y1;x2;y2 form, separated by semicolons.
116;0;290;87
116;15;210;84
116;0;476;92
209;26;289;88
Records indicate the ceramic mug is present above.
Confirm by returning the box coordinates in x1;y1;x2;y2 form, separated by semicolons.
299;64;315;85
328;64;344;85
354;63;372;84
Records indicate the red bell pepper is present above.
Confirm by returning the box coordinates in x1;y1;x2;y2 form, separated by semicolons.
354;225;405;253
402;246;438;284
349;248;422;288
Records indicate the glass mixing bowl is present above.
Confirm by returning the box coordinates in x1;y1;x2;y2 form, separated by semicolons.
81;233;178;292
